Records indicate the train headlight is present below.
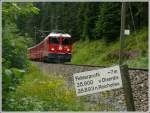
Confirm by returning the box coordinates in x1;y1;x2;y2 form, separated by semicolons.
51;48;55;51
67;48;70;52
59;46;62;50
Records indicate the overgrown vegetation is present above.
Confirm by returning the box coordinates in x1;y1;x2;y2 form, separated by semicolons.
3;65;86;111
3;65;116;111
71;27;148;69
2;3;39;111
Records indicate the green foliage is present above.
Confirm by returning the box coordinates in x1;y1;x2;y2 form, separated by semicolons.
3;65;86;111
3;65;116;111
81;3;99;40
2;67;26;110
2;3;40;111
94;3;121;42
6;2;146;44
2;23;31;69
71;39;114;66
3;2;147;43
125;56;148;69
2;3;39;24
125;27;148;54
71;27;148;69
2;2;39;68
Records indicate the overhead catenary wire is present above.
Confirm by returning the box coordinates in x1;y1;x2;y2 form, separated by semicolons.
129;3;140;52
129;3;136;32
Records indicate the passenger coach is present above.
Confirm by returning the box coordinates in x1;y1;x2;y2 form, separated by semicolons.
28;32;72;62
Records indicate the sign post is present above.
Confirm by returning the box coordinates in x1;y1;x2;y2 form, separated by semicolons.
120;65;135;111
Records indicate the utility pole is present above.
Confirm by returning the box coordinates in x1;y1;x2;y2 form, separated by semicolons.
119;2;126;65
119;3;135;111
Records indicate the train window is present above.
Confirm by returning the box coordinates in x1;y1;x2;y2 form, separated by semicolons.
62;38;71;45
50;37;59;44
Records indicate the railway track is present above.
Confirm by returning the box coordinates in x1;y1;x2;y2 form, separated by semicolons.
31;61;148;71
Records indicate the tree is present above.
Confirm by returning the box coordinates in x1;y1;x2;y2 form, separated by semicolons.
81;3;99;40
2;3;40;110
94;3;121;42
12;2;148;42
2;2;39;68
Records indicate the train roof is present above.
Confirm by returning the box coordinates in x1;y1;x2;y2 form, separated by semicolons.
28;32;71;50
48;32;71;38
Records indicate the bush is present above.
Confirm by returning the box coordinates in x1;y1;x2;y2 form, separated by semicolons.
2;68;26;110
2;22;32;110
3;65;85;111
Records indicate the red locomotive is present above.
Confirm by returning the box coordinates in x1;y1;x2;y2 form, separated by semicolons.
28;31;72;62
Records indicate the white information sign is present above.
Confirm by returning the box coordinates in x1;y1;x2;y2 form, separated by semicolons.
124;29;130;35
73;65;123;96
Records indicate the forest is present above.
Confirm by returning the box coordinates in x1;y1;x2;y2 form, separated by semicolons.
2;2;148;111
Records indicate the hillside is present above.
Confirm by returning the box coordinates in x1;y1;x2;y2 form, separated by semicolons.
71;27;148;69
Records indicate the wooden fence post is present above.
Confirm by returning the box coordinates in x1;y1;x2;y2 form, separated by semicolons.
120;65;135;111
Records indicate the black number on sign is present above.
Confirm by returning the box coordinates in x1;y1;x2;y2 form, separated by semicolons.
77;80;93;87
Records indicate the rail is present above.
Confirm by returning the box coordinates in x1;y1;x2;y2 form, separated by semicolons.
32;61;148;71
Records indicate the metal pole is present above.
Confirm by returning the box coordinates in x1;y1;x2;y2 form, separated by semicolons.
119;2;126;65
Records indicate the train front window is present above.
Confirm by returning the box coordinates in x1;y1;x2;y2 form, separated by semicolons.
62;38;71;45
50;37;59;44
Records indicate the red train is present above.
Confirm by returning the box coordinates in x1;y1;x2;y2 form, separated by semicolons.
28;32;72;62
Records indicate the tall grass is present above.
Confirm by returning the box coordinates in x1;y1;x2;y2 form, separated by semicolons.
71;27;148;69
3;64;119;111
4;65;86;111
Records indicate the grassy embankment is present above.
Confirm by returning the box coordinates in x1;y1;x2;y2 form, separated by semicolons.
71;27;148;69
5;64;116;111
5;65;85;111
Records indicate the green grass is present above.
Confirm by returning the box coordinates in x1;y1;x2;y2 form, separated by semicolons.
4;64;117;111
71;27;148;69
4;65;86;111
